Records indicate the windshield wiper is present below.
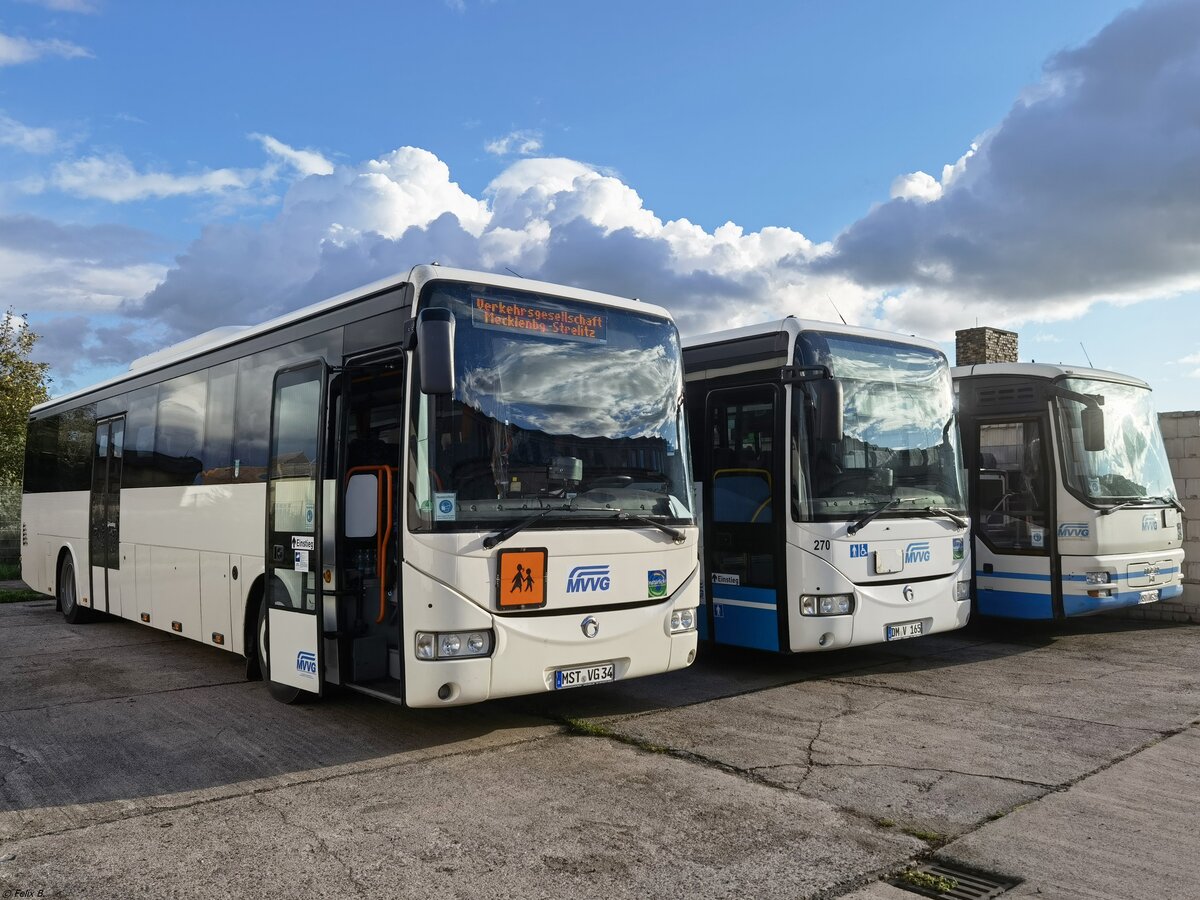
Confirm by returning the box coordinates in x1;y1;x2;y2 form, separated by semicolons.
482;510;554;549
915;506;969;528
1101;495;1184;516
1162;495;1186;513
1100;499;1140;516
847;498;900;535
614;511;687;543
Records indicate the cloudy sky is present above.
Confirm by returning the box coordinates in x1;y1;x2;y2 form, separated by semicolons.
3;0;1198;410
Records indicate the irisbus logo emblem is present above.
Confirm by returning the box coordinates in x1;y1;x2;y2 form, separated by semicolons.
567;565;611;593
1058;523;1091;539
295;650;317;678
1142;514;1160;532
904;541;931;564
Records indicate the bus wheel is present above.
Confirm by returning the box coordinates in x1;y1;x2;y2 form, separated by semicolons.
58;554;91;625
256;599;308;705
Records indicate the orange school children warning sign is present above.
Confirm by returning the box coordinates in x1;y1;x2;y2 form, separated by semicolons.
498;548;548;609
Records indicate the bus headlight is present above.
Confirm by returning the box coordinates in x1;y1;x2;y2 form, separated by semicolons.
415;630;494;660
955;581;971;601
1085;571;1111;585
670;608;698;634
800;594;854;616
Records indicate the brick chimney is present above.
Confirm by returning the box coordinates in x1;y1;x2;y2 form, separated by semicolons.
955;326;1018;366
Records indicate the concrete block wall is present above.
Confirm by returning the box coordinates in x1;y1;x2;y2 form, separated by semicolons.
1113;410;1200;624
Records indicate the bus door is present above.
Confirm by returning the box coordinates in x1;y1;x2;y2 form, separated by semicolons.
339;361;405;688
704;385;785;651
971;417;1057;618
88;416;124;615
265;361;328;695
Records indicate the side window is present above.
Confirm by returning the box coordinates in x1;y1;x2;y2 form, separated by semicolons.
710;396;774;524
235;332;343;484
977;420;1050;551
123;386;159;488
59;406;97;492
155;372;207;486
200;361;237;483
22;416;56;493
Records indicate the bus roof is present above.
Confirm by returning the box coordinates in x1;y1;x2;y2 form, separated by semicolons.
33;264;674;413
683;316;946;355
951;362;1151;390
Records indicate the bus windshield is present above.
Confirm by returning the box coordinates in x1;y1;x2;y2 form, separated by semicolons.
1056;377;1176;503
410;280;693;529
793;332;965;520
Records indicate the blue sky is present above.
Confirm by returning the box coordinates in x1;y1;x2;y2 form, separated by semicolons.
3;0;1198;411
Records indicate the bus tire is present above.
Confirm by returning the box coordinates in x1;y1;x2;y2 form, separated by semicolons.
256;597;309;705
58;553;91;625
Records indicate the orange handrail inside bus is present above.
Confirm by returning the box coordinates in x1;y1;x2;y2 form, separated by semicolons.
346;465;397;624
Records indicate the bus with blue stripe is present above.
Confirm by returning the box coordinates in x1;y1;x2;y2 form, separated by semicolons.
683;319;972;653
954;363;1183;620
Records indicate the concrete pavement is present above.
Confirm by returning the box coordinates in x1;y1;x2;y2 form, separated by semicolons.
1;598;1198;898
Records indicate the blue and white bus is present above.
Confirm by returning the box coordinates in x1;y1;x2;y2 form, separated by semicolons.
954;363;1183;619
683;318;971;653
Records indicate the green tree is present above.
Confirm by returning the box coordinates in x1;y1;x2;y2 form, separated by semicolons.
0;310;50;487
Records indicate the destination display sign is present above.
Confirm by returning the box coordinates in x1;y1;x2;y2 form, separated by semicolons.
472;297;607;343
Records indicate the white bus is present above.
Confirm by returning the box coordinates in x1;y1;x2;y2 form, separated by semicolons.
954;363;1183;619
21;265;699;706
683;318;971;653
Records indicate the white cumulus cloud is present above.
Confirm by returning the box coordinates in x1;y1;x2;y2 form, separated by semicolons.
485;130;544;157
18;0;98;12
251;133;334;177
50;153;253;202
0;113;58;154
818;0;1200;339
45;135;335;203
116;146;867;348
0;31;91;66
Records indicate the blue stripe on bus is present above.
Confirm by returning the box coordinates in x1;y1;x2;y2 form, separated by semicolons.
981;568;1180;585
711;584;778;605
977;589;1055;619
976;570;1052;582
1062;587;1176;617
711;601;780;652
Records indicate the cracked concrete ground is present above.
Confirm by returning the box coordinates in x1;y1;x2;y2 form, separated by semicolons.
1;599;1198;899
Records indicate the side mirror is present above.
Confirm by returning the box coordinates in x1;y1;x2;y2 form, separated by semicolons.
417;308;455;395
345;472;379;538
1082;406;1106;452
812;379;844;443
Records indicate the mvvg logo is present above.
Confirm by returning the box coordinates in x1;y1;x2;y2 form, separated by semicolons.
904;541;932;564
567;565;611;593
1058;522;1090;539
1142;514;1160;532
647;569;667;599
296;650;317;678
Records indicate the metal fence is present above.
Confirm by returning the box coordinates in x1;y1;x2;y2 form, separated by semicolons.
0;485;19;567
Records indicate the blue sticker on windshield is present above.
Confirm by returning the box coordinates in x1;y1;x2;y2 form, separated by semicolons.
434;492;457;522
